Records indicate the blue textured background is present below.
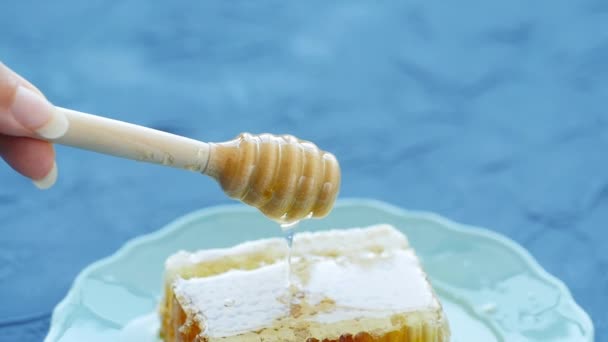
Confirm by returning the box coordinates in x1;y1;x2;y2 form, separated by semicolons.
1;1;606;340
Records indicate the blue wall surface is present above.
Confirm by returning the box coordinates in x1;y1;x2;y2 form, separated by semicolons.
1;1;606;340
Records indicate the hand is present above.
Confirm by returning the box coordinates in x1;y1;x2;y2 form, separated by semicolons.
0;62;68;189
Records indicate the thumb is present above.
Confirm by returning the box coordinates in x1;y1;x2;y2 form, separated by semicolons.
0;62;68;139
10;85;69;139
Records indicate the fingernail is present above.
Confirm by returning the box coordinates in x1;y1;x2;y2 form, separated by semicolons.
33;161;58;190
10;86;68;139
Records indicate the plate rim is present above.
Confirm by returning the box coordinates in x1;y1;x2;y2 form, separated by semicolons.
44;198;594;341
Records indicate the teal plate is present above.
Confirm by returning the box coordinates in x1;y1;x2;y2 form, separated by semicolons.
44;199;594;342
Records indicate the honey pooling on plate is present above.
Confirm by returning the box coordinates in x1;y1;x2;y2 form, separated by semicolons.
204;133;341;224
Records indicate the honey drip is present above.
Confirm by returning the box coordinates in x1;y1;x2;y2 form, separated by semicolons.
283;227;295;288
205;133;341;223
282;222;299;313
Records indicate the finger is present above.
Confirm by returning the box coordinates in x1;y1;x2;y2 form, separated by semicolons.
0;134;58;189
0;62;45;97
0;62;68;139
0;63;29;136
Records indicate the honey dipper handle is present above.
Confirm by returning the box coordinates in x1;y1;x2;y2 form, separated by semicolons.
49;107;210;172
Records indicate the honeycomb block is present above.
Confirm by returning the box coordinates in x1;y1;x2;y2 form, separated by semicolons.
159;225;450;341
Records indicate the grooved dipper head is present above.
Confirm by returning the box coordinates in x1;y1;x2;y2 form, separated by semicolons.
206;133;341;224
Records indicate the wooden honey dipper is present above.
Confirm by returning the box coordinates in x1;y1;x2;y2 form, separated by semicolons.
36;107;341;223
